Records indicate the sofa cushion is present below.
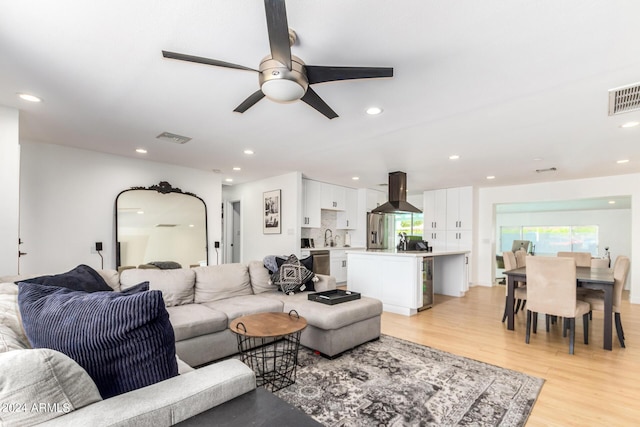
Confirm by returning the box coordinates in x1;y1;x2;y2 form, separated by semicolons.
194;264;252;303
0;282;30;353
18;282;178;399
0;348;102;425
97;269;121;291
166;304;228;341
120;268;195;306
21;264;112;292
202;295;284;327
248;260;278;294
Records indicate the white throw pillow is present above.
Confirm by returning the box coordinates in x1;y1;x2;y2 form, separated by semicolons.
0;349;102;425
0;282;30;353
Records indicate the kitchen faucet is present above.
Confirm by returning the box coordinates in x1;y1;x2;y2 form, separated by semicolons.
324;229;333;247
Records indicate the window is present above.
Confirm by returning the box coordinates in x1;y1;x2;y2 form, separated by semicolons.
500;225;599;256
393;213;424;237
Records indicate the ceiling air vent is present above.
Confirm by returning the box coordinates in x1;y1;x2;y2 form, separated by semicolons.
608;82;640;116
156;132;192;144
535;167;557;173
155;224;178;228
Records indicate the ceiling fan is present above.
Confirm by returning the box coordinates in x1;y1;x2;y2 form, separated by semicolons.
162;0;393;119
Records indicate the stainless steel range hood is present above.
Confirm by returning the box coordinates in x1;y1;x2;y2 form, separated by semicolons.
371;171;422;214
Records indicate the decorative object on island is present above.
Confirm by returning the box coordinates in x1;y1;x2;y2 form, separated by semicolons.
263;189;281;234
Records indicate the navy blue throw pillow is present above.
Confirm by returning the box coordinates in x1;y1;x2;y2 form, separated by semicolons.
17;282;178;399
21;264;112;292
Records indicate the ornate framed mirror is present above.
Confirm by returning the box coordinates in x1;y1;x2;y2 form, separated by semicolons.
115;181;208;269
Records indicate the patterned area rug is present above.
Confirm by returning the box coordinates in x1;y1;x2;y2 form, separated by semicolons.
275;335;543;426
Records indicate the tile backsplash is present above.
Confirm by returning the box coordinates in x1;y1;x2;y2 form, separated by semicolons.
301;210;350;247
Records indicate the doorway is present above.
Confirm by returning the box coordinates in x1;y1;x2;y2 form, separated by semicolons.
231;201;241;263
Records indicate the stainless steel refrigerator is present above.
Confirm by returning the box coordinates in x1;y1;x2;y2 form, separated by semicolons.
366;213;391;249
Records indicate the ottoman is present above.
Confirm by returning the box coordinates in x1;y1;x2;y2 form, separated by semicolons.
262;292;383;358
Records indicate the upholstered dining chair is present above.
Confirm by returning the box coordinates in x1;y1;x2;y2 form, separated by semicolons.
590;258;610;269
515;249;528;268
557;251;592;267
501;251;527;322
525;256;591;354
579;255;630;348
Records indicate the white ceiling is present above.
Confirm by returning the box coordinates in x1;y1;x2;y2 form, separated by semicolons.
2;0;640;195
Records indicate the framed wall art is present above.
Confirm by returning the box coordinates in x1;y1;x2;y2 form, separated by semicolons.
263;189;281;234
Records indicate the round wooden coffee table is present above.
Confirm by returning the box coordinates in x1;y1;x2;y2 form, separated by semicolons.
230;311;307;392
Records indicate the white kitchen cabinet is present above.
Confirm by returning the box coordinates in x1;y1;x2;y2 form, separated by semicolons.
423;189;447;231
330;249;348;283
424;230;447;251
445;229;472;250
301;179;321;228
365;189;387;212
446;186;472;231
320;183;346;210
337;188;358;229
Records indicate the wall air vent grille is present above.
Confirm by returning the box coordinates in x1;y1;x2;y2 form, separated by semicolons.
608;82;640;116
155;224;178;227
156;132;192;144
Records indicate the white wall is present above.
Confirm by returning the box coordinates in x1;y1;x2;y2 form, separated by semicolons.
18;141;222;274
476;174;640;303
0;106;20;275
222;172;302;263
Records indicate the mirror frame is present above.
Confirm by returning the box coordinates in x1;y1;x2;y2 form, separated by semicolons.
115;181;208;268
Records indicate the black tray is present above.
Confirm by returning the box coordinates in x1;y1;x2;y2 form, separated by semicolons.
308;289;361;305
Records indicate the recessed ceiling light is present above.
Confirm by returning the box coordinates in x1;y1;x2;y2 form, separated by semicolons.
533;157;543;161
366;107;383;115
18;93;42;102
189;224;195;227
135;148;147;154
617;159;630;164
352;176;360;180
486;175;495;180
225;178;233;182
609;201;616;204
620;121;639;128
244;149;254;155
233;167;241;171
449;155;460;160
137;210;144;215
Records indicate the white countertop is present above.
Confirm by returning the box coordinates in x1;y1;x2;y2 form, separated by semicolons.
346;249;469;257
300;246;365;251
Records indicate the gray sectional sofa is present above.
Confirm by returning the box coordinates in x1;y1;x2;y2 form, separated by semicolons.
0;261;382;426
119;260;383;365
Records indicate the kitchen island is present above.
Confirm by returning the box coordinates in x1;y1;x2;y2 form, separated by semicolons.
346;249;470;316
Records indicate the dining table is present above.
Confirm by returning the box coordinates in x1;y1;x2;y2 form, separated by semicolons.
504;266;616;350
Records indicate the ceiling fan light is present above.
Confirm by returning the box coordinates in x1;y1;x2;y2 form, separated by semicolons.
261;79;305;102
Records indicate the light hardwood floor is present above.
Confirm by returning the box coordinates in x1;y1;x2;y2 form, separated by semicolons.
380;285;640;426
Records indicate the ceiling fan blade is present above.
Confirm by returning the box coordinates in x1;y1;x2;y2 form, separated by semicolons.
305;66;394;84
162;50;258;72
264;0;292;69
301;87;338;119
233;90;266;113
